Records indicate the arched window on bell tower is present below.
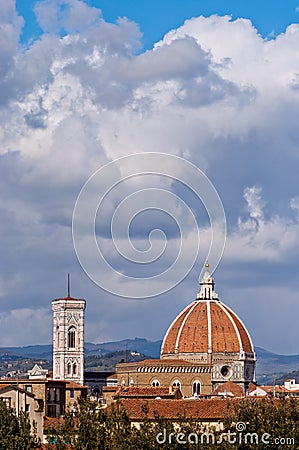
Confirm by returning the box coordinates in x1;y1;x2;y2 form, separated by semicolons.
68;327;76;349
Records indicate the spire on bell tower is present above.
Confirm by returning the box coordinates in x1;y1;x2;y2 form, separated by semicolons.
67;273;70;298
196;261;218;300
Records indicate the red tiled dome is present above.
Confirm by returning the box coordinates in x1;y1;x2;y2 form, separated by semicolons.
161;264;254;358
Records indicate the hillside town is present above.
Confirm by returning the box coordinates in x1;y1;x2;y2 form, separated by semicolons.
1;265;298;447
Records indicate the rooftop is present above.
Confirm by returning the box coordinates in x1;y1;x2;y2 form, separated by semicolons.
114;397;234;421
213;381;245;397
114;386;182;399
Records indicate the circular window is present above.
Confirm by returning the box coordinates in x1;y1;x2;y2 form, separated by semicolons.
220;365;231;377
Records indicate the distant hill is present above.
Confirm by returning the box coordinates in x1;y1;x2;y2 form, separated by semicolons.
85;350;153;372
85;338;161;358
273;369;299;385
0;345;52;359
0;338;161;361
255;347;299;384
0;340;298;382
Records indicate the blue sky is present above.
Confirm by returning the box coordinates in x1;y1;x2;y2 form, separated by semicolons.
16;0;299;49
1;0;299;355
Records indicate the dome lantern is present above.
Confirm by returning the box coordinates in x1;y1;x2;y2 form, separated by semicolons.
197;262;218;300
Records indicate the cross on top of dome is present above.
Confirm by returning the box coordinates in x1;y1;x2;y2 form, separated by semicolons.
196;261;218;300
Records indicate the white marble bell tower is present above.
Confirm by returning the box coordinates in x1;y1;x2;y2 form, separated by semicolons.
52;276;86;385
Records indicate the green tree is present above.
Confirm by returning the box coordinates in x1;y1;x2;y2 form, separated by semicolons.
222;397;299;449
46;397;146;450
46;398;112;450
46;396;299;450
0;400;39;450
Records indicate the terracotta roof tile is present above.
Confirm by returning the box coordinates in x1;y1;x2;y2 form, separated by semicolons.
221;304;253;353
162;305;193;355
247;382;257;393
258;385;299;394
178;303;209;353
161;299;254;357
116;398;232;420
259;385;286;393
114;386;182;399
52;296;85;302
210;302;240;352
213;382;245;397
107;374;117;379
103;386;118;392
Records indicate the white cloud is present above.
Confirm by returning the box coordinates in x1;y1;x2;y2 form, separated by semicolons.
0;0;23;104
243;186;265;221
290;196;299;218
0;3;298;352
34;0;102;34
226;186;299;264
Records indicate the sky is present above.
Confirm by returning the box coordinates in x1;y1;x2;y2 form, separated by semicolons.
1;0;299;354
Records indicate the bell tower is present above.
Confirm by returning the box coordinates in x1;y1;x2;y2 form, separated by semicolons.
52;276;86;385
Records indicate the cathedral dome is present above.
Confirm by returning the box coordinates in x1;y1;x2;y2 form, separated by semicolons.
160;263;254;359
